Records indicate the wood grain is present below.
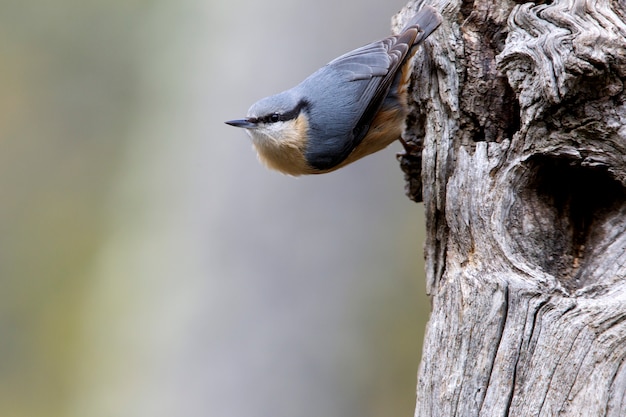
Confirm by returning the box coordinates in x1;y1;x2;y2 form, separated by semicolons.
396;0;626;415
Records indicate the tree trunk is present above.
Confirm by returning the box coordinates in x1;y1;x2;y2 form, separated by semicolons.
397;0;626;415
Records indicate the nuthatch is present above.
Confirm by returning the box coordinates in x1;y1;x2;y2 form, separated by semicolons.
226;6;442;176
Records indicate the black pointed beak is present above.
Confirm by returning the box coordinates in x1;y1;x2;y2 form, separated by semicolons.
225;118;257;129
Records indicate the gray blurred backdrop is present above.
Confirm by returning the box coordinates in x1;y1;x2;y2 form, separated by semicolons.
0;0;429;416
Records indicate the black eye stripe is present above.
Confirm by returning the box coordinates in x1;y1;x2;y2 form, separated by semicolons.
261;99;309;124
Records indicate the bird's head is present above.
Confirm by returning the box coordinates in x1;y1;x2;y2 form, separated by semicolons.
226;91;314;175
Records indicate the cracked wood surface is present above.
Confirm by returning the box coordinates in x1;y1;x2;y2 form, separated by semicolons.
395;0;626;415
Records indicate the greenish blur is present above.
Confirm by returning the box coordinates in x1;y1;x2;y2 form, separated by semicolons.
0;2;146;416
0;1;429;416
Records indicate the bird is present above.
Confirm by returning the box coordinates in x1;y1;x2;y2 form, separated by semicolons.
225;6;442;176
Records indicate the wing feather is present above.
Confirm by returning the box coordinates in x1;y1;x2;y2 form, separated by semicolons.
332;28;418;142
324;7;440;144
302;6;442;170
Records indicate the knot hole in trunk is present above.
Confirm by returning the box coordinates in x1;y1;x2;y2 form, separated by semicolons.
506;155;626;292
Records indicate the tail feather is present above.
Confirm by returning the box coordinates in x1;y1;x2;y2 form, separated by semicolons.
403;5;443;43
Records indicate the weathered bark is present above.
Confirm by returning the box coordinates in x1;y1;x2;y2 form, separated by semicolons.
396;0;626;415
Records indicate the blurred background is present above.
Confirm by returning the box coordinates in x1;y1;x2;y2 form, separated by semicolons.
0;0;429;416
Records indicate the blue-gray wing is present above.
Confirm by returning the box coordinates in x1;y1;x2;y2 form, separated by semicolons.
303;7;442;170
324;7;443;145
326;35;411;141
326;38;401;81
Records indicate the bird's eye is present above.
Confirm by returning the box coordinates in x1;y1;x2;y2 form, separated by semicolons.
269;113;280;123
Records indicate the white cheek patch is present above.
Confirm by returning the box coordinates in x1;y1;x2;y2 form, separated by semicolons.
249;121;292;144
267;121;290;136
